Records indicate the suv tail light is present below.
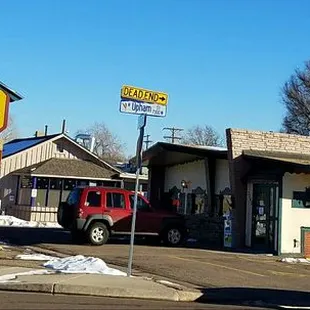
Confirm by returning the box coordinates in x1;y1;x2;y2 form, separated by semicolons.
78;208;84;218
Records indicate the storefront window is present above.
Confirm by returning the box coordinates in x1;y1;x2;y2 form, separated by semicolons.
49;178;62;190
63;179;77;190
20;176;33;188
37;177;49;189
292;191;310;208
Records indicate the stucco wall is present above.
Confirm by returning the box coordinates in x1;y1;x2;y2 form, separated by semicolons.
281;173;310;254
215;159;230;194
164;160;207;192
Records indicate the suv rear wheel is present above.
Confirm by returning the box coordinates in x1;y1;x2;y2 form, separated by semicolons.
88;222;109;246
163;226;184;246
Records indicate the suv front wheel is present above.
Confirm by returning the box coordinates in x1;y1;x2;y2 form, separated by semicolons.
87;222;110;246
163;226;184;247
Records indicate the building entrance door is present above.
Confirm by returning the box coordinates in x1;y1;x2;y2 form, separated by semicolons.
252;183;278;252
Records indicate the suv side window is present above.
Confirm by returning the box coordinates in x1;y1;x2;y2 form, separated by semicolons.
106;193;125;209
86;191;101;207
130;195;150;211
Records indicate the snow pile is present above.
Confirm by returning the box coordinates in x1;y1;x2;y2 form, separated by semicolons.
44;255;126;276
281;257;310;264
0;215;61;228
16;254;56;261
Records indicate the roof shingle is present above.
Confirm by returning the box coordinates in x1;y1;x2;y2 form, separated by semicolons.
14;158;115;179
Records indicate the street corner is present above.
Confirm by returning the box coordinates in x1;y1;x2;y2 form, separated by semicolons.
154;279;204;301
0;253;203;302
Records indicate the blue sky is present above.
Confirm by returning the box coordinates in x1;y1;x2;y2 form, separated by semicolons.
1;0;310;155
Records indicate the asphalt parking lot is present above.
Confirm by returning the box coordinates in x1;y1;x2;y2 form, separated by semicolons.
1;227;310;306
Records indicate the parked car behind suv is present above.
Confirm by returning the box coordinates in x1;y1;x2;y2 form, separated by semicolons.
57;187;186;246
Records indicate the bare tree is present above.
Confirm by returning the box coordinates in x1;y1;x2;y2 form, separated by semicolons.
182;125;224;147
281;61;310;135
0;116;18;143
76;122;126;162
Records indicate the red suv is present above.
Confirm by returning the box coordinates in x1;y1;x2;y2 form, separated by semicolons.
57;187;186;246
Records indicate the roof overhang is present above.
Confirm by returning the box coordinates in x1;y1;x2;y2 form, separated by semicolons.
118;172;148;181
243;150;310;174
143;142;228;167
0;81;23;102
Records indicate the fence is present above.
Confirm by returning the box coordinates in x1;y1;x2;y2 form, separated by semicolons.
5;205;58;223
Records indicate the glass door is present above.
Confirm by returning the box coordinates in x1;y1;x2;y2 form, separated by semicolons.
252;183;277;251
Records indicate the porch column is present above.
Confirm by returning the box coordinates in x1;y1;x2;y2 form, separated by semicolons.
204;157;215;214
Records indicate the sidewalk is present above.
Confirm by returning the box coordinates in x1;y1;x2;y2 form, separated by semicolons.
0;266;202;302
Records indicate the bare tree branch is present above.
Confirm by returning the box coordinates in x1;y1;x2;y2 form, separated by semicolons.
281;61;310;135
76;122;126;162
182;125;224;147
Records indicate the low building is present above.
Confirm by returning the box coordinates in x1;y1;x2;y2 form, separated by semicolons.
0;132;144;222
227;128;310;256
143;142;230;246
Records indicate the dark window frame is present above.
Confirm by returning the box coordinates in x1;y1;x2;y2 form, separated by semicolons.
292;191;310;208
106;192;125;209
86;190;102;207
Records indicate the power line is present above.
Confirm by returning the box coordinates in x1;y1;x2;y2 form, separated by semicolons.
143;134;153;149
163;127;184;144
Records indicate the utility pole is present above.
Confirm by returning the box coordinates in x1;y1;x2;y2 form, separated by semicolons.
163;127;183;144
143;134;153;149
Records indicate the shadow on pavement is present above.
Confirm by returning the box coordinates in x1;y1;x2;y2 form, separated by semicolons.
0;227;163;247
0;226;282;256
196;287;310;309
0;227;71;246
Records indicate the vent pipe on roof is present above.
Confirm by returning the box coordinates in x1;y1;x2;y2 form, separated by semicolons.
44;125;48;136
61;119;66;134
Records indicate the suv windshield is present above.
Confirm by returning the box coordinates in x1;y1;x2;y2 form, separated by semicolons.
66;188;82;206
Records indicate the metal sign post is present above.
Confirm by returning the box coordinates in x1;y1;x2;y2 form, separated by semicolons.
119;85;168;277
127;114;147;277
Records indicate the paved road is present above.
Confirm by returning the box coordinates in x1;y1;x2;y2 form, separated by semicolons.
0;291;271;310
1;227;310;307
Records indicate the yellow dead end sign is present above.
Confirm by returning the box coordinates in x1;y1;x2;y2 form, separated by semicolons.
0;90;10;133
121;85;168;105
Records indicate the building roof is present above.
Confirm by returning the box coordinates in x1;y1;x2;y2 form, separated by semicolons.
2;133;121;174
143;142;227;166
13;158;116;180
243;150;310;166
3;134;59;158
0;81;23;102
242;150;310;174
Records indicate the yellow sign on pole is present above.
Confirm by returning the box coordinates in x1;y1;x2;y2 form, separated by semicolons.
0;90;10;133
121;85;168;106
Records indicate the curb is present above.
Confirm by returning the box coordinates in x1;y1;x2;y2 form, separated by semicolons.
0;281;202;302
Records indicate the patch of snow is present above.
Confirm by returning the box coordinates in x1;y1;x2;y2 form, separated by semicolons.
44;255;126;276
157;279;182;289
0;216;61;228
16;254;57;261
0;269;54;283
281;257;310;264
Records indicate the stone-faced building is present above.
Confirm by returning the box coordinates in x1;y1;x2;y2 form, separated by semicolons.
227;128;310;256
